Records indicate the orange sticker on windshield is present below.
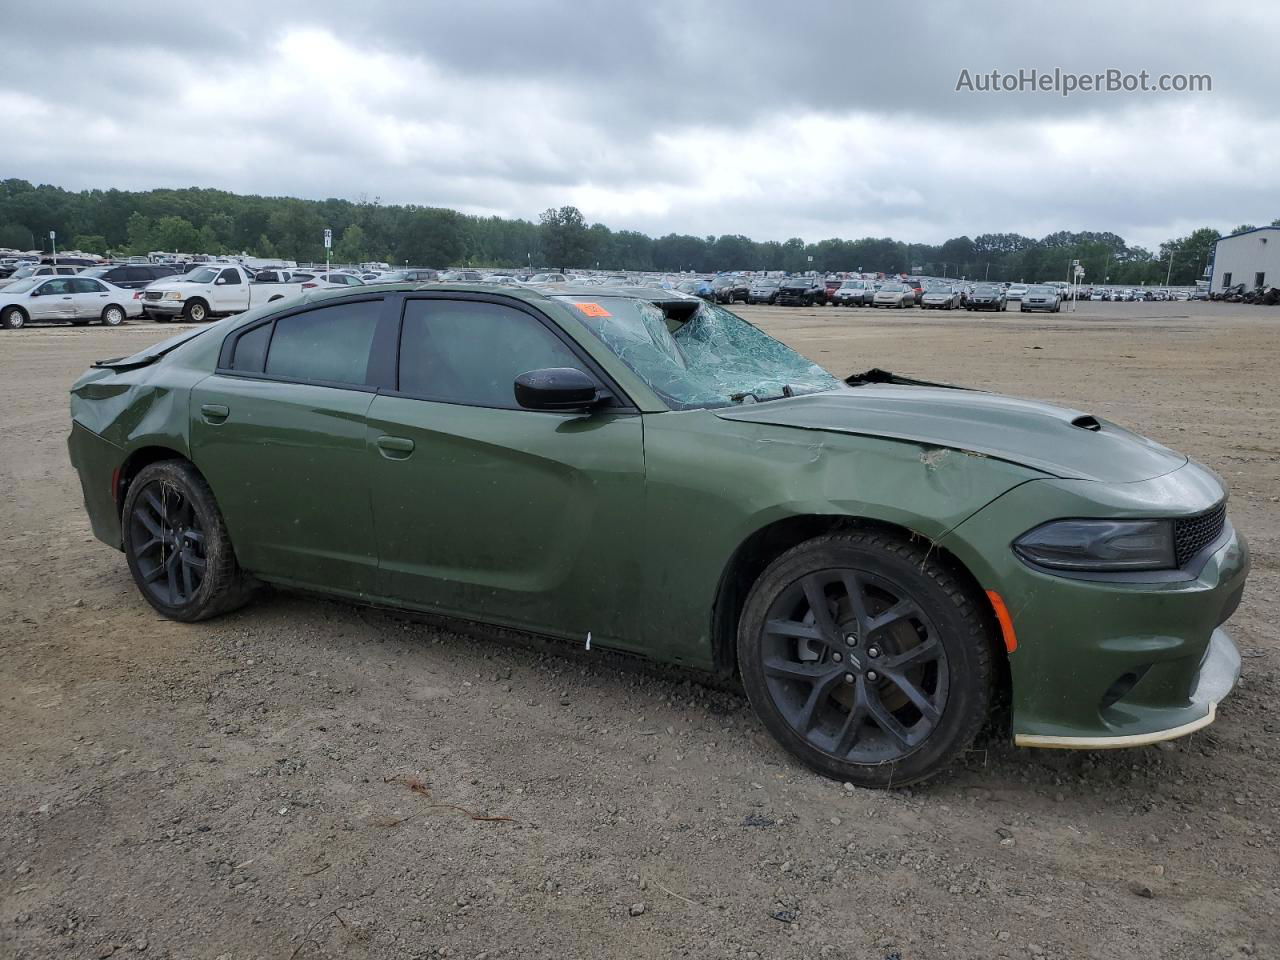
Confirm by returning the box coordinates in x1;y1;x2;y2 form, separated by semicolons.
573;301;612;317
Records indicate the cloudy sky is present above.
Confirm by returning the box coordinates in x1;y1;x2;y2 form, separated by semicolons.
7;0;1279;249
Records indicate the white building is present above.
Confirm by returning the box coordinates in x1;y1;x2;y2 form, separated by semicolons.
1209;226;1280;293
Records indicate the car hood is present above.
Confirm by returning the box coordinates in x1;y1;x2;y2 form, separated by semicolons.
714;385;1188;482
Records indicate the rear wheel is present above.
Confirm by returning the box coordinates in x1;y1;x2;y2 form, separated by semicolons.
738;531;994;787
101;305;126;326
122;460;254;622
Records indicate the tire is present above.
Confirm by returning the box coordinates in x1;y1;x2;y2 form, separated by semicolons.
2;306;26;330
183;299;209;323
737;530;995;787
122;459;254;622
101;305;126;326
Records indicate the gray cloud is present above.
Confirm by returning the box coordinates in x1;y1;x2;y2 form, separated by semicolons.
4;0;1279;249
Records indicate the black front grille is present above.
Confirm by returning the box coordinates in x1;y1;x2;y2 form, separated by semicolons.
1174;502;1227;566
144;291;163;301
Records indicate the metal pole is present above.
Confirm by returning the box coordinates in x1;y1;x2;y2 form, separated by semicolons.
1165;253;1174;287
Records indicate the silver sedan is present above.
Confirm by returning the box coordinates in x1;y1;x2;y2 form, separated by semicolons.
1;275;143;329
920;285;963;310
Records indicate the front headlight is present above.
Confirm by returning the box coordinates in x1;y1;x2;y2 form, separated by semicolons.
165;291;184;300
1014;519;1176;571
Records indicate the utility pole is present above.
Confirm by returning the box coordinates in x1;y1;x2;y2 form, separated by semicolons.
50;230;57;265
1165;251;1176;287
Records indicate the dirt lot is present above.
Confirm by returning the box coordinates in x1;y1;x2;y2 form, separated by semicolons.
2;301;1277;960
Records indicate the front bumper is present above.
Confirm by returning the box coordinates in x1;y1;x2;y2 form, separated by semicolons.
141;299;184;316
942;465;1250;746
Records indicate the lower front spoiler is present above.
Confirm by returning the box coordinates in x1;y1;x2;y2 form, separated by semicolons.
1015;627;1241;749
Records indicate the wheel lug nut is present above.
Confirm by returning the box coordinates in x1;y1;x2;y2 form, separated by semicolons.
844;634;857;646
832;652;842;663
844;673;855;683
868;647;880;658
867;670;879;682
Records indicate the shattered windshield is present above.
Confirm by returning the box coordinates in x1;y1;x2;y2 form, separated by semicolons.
556;296;840;410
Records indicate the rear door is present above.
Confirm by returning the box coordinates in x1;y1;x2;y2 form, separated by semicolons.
68;277;111;319
190;295;392;594
364;293;646;643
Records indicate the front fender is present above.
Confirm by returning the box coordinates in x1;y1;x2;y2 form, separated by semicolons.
636;411;1044;668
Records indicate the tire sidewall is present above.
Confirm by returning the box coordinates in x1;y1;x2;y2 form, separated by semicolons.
102;305;125;326
121;461;234;622
3;307;25;329
737;534;992;787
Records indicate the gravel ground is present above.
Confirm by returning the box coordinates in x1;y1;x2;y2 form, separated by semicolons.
1;301;1276;960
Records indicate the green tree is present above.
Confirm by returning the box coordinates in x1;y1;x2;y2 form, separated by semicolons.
335;224;367;264
538;205;591;269
125;212;154;254
72;234;108;255
0;222;32;249
1229;224;1256;235
152;216;200;253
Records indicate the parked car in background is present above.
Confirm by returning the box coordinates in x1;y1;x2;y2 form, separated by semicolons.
1020;284;1063;313
80;263;184;290
141;264;305;322
298;272;366;290
0;263;82;290
712;275;749;304
676;278;715;301
523;272;565;284
1006;283;1029;301
872;281;915;308
965;283;1007;311
833;279;875;307
748;278;781;304
777;276;825;306
823;278;843;303
920;285;963;310
401;269;439;282
1;275;141;329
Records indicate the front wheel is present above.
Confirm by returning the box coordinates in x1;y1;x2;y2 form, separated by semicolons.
183;300;209;323
737;531;995;787
2;306;26;329
122;460;254;622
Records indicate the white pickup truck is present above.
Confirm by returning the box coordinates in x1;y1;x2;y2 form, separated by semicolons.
140;264;304;323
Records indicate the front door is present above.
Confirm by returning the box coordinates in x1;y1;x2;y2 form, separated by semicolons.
31;277;75;320
211;267;248;313
366;295;646;644
190;296;388;594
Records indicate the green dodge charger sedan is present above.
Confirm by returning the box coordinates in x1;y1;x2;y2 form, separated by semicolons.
68;283;1248;786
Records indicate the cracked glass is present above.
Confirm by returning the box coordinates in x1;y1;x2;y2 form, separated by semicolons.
557;296;840;410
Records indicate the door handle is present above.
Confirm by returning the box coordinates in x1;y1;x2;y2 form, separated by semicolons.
200;403;230;424
62;296;73;300
376;435;415;459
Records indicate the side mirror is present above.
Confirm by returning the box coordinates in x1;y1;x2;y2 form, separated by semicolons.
514;367;605;412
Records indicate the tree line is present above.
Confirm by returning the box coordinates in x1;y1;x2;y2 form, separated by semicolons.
2;178;1274;285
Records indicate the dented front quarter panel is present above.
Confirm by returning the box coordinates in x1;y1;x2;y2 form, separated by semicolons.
638;409;1045;668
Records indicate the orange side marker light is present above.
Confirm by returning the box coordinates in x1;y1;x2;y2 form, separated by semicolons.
986;590;1018;653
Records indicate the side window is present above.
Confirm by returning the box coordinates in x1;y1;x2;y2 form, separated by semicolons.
40;278;73;295
218;268;241;284
232;323;272;372
264;300;381;385
124;267;150;283
398;299;585;409
72;278;105;293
